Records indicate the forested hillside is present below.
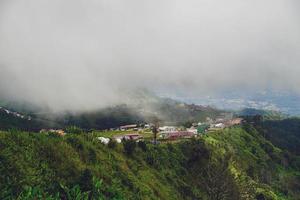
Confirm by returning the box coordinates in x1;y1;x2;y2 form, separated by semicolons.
0;97;224;131
0;108;61;131
1;123;299;199
260;118;300;156
237;108;285;120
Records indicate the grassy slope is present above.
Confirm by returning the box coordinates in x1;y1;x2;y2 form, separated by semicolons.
203;126;300;200
0;131;200;199
0;125;299;200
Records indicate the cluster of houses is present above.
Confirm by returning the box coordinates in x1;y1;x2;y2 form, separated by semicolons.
38;115;243;145
101;117;242;143
209;117;243;129
96;116;244;144
158;126;196;140
157;117;243;140
159;130;195;140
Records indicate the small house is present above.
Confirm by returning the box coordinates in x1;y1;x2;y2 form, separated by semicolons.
114;133;143;141
214;123;225;129
159;126;177;132
120;124;138;130
187;127;198;135
160;131;194;140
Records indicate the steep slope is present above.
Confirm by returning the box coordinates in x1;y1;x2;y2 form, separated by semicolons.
203;125;300;199
0;124;299;199
0;107;62;131
262;118;300;155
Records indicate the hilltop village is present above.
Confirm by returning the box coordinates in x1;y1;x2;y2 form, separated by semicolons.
40;115;243;144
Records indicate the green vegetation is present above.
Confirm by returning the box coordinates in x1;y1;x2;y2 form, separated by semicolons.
65;126;84;134
0;122;299;199
0;109;61;131
0;96;224;132
0;110;35;130
262;118;300;155
237;108;286;120
203;125;300;199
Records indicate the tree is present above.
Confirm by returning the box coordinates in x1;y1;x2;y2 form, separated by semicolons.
108;139;117;149
152;124;159;145
182;121;193;128
200;154;240;200
138;141;147;152
149;116;160;145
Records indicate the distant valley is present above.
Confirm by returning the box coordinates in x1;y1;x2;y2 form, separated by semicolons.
162;90;300;116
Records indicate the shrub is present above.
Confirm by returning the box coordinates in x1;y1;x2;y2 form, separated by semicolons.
108;139;117;149
66;137;84;151
65;126;84;134
88;148;97;163
17;186;60;200
47;132;62;138
79;169;93;192
123;140;136;155
137;141;147;152
256;193;266;200
60;184;89;200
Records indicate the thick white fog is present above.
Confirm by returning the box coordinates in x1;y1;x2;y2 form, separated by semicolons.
0;0;299;111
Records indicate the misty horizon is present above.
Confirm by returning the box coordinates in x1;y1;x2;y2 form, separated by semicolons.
0;0;300;112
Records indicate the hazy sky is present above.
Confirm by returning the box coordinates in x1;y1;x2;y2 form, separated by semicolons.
0;0;299;111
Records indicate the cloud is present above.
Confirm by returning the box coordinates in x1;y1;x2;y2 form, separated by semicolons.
0;0;299;111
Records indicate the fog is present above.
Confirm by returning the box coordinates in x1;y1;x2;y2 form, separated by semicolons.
0;0;299;111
